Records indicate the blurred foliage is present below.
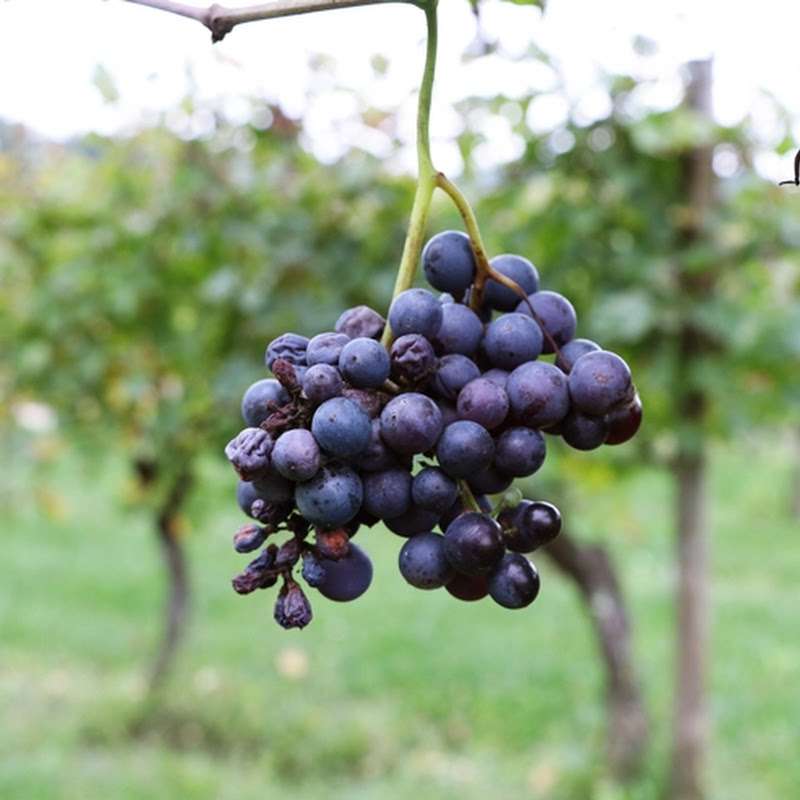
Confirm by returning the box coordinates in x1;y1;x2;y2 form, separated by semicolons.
2;53;798;495
1;107;414;497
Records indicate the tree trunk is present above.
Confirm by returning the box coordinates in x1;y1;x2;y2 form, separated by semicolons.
134;458;194;692
545;531;649;780
668;451;709;800
667;58;714;800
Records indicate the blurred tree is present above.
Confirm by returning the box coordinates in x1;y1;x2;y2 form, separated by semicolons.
0;105;414;688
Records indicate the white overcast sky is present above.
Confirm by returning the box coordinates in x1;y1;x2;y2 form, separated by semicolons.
1;0;799;178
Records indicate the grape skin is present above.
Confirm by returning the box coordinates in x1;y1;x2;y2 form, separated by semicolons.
398;532;455;590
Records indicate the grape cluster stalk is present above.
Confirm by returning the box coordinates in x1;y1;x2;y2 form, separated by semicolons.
224;231;642;628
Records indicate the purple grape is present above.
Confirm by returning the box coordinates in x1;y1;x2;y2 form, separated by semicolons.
240;378;290;427
443;512;505;574
435;420;495;479
236;479;261;517
301;551;326;587
411;467;459;514
233;523;268;554
559;409;610;450
361;467;413;520
379;393;443;455
498;499;561;553
554;337;601;372
432;302;485;357
338;337;391;389
430;353;481;401
384;506;441;538
311;396;372;459
315;543;373;601
568;349;633;416
466;467;514;496
483;312;544;370
506;360;570;429
352;417;401;473
335;305;385;340
251;462;295;504
398;532;456;589
604;391;643;445
295;462;363;528
456;377;510;431
515;290;577;355
224;427;273;481
271;428;322;481
302;363;343;406
421;230;477;295
387;288;443;340
305;331;351;366
266;332;310;371
486;553;540;609
493;426;546;477
389;333;437;383
484;253;540;311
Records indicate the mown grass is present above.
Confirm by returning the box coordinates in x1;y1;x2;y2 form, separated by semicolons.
0;430;797;799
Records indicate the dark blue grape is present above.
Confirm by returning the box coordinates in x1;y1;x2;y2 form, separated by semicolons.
390;333;437;382
236;479;261;517
554;337;601;372
295;463;363;528
398;532;456;589
271;428;322;481
315;543;373;601
302;363;343;406
384;506;441;538
456;377;509;430
240;378;290;427
352;417;401;473
487;553;540;609
335;305;385;340
361;467;413;520
466;467;514;495
515;290;577;355
559;409;610;450
411;467;459;514
251;462;295;504
435;420;495;479
493;426;546;477
311;396;372;459
266;332;310;371
338;337;391;389
305;331;351;366
430;353;481;401
443;512;505;574
483;312;544;370
379;393;443;455
506;360;570;429
421;230;477;295
484;253;540;311
445;570;489;601
568;350;633;416
387;288;443;340
498;499;561;553
301;551;326;587
432;302;484;357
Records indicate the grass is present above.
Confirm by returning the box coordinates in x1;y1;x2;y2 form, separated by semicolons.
0;429;797;799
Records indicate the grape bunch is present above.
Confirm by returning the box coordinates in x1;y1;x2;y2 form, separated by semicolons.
224;230;642;629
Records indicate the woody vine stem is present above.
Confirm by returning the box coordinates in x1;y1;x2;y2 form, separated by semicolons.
125;0;518;342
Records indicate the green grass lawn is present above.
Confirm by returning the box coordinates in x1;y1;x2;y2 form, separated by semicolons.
1;430;797;799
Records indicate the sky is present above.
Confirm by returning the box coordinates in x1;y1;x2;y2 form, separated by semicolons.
1;0;799;179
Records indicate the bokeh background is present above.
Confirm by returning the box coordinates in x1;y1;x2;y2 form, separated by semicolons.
1;1;798;798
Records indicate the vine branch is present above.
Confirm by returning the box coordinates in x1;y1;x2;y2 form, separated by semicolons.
123;0;405;42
